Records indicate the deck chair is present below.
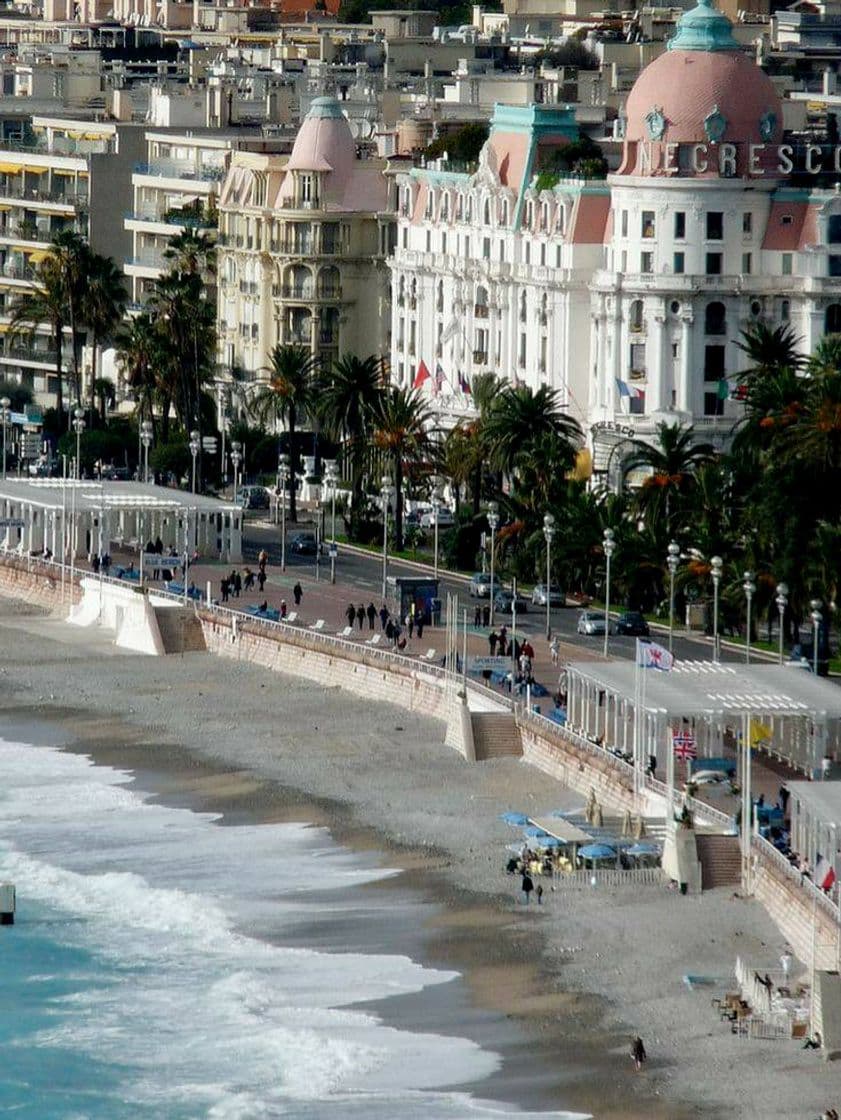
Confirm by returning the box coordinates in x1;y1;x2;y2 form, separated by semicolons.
309;618;325;631
419;648;437;661
366;632;383;646
337;625;354;638
285;611;298;623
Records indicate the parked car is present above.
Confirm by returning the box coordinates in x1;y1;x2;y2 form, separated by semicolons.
577;610;613;636
494;589;528;614
469;572;494;598
420;507;455;529
615;611;650;636
531;583;565;607
288;531;321;555
237;485;270;510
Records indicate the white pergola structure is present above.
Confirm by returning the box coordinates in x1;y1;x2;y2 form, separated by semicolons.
565;659;841;888
786;783;841;877
0;479;242;564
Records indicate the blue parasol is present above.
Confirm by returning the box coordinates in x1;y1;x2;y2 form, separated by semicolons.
500;811;530;826
578;843;617;860
626;841;661;857
523;824;550;839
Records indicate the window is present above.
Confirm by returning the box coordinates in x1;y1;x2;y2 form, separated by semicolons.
641;251;654;274
441;232;447;254
704;344;726;379
621;210;628;238
641;210;655;239
300;173;314;203
673;252;685;274
441;193;449;220
742;252;752;275
499;241;505;262
829;215;841;243
781;253;793;276
519;290;527;323
743;212;753;236
630;342;646;374
518;332;526;367
322;223;340;253
540;244;546;266
704;391;725;417
629;299;644;332
826;304;841;333
629;395;645;416
674;212;686;239
706;212;723;240
781;299;790;322
832;256;841;276
781;214;793;226
704;301;726;335
524;241;530;264
425;230;431;252
483;199;491;225
556;245;562;267
706;252;723;276
436;280;444;313
474;285;488;318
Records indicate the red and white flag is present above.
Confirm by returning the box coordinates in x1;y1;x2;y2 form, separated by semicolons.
815;853;837;892
672;730;697;760
637;640;674;672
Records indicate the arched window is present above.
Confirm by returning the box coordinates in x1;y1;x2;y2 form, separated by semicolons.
705;301;726;335
285;264;312;299
465;195;473;222
541;203;549;230
318;265;340;299
557;206;566;236
410;277;417;309
500;199;509;226
629;299;644;332
397;275;405;307
519;290;527;324
483;198;491;225
474;285;488;318
437;280;444;313
780;299;790;322
826;304;841;333
441;192;449;220
456;193;464;220
525;200;534;228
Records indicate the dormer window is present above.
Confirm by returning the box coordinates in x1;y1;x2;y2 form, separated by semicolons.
298;172;318;207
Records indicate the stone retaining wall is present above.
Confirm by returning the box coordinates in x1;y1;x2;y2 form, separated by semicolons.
519;723;636;813
0;556;80;613
753;858;840;971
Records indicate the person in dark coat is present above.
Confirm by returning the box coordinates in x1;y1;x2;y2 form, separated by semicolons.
233;571;242;598
356;603;365;630
257;569;266;592
385;619;395;642
416;617;424;640
521;871;534;905
154;537;164;554
482;604;490;626
488;630;499;655
293;582;303;606
366;602;376;630
220;576;229;603
631;1036;647;1071
474;605;481;628
346;602;356;628
379;604;389;630
498;635;507;657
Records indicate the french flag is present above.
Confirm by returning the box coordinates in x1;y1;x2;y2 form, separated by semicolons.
616;379;644;399
815;853;837;892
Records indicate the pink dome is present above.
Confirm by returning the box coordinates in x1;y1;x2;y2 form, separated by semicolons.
277;97;356;203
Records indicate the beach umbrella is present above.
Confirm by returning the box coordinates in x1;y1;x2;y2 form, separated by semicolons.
627;841;661;857
633;814;647;839
593;803;604;828
523;824;550;839
535;836;563;849
578;843;616;862
500;811;530;827
621;809;633;837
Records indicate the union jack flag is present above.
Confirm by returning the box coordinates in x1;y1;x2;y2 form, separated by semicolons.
672;730;697;760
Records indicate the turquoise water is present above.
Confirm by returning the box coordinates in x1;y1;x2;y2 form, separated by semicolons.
0;737;585;1119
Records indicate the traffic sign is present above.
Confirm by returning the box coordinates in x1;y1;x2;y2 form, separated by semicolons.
202;437;218;452
328;544;338;558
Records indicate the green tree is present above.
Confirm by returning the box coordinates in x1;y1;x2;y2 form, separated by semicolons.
249;344;319;522
483;384;581;483
622;422;714;539
372;386;432;550
0;378;34;412
81;252;126;425
8;254;71;421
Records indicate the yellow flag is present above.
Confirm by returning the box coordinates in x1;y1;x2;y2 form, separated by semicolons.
750;718;772;745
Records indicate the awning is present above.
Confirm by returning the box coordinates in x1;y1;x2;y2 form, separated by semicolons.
0;163;23;175
27;250;49;263
529;816;594;845
51;168;78;177
23;165;47;175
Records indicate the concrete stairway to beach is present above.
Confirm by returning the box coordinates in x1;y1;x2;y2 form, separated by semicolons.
153;606;207;655
696;833;741;890
471;713;523;760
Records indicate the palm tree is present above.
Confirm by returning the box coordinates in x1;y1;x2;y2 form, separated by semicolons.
8;256;69;420
735;321;804;380
435;424;475;513
162;228;216;279
317;353;383;530
81;253;126;424
622;422;715;538
250;344;319;521
116;313;160;436
48;229;90;406
372;386;432;550
93;377;115;425
483;384;582;482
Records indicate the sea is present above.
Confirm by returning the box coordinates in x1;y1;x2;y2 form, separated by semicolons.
0;735;585;1120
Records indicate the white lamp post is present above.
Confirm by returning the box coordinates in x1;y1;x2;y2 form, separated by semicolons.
487;501;499;627
667;540;680;654
230;441;242;503
743;571;756;664
140;419;153;484
72;407;85;481
278;453;289;572
776;582;789;665
189;429;200;494
324;460;338;584
431;485;442;581
603;528;615;658
811;598;823;676
0;396;10;480
381;475;394;602
543;512;555;640
711;555;723;662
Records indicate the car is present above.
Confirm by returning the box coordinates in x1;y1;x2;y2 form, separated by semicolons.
419;507;455;529
531;583;565;607
494;589;528;614
615;611;650;636
288;532;321;555
469;573;494;598
237;485;270;510
577;610;613;636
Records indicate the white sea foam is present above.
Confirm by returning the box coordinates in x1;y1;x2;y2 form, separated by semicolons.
0;737;588;1119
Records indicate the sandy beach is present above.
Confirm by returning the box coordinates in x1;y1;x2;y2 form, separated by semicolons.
1;592;839;1119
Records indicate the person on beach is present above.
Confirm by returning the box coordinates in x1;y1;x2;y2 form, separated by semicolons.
293;582;303;606
536;883;544;905
631;1036;647;1071
366;602;376;630
257;569;266;592
356;603;365;630
346;603;356;628
379;604;389;630
521;871;534;904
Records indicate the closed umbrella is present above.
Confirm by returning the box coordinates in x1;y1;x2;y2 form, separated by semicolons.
621;809;633;837
585;789;597;823
633;814;647;839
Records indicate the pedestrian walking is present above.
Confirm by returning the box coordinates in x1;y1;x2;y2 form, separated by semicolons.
220;577;229;603
536;883;544;905
258;548;268;572
550;635;559;666
346;602;356;628
474;605;481;628
488;630;499;655
356;603;365;630
280;600;287;619
257;569;266;592
406;612;414;639
631;1037;647;1072
416;617;424;640
521;871;534;905
386;619;395;642
822;754;832;781
293;582;303;606
366;602;376;630
233;571;242;598
498;635;507;657
243;567;255;591
379;604;389;630
482;604;490;626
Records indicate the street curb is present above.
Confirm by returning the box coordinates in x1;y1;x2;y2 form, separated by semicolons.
330;540;473;585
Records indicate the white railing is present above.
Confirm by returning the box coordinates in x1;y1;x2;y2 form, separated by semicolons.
551;866;665;888
517;706;636;779
751;832;840;924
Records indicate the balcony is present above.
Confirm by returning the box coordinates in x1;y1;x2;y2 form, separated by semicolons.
473;350;488;364
0;263;38;281
0;344;59;366
133;161;224;183
281;284;314;300
474;304;489;319
0;183;87;207
286;331;311;346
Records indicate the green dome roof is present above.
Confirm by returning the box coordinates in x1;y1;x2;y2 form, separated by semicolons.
667;0;741;52
307;96;346;119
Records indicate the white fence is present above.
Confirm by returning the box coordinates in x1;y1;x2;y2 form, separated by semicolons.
551;866;666;889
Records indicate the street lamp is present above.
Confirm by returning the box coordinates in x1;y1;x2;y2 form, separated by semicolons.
543;512;555;640
666;540;680;654
431;485;442;581
603;528;615;659
230;441;242;502
775;582;789;665
140;419;153;484
711;555;723;662
380;474;394;602
0;395;10;480
72;406;85;481
278;453;289;572
324;459;338;584
811;598;823;676
487;501;499;627
743;571;756;664
189;429;200;494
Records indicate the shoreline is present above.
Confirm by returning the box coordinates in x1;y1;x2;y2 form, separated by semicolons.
1;595;838;1118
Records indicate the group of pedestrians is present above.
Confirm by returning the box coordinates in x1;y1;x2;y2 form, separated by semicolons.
343;600;426;646
219;545;303;607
